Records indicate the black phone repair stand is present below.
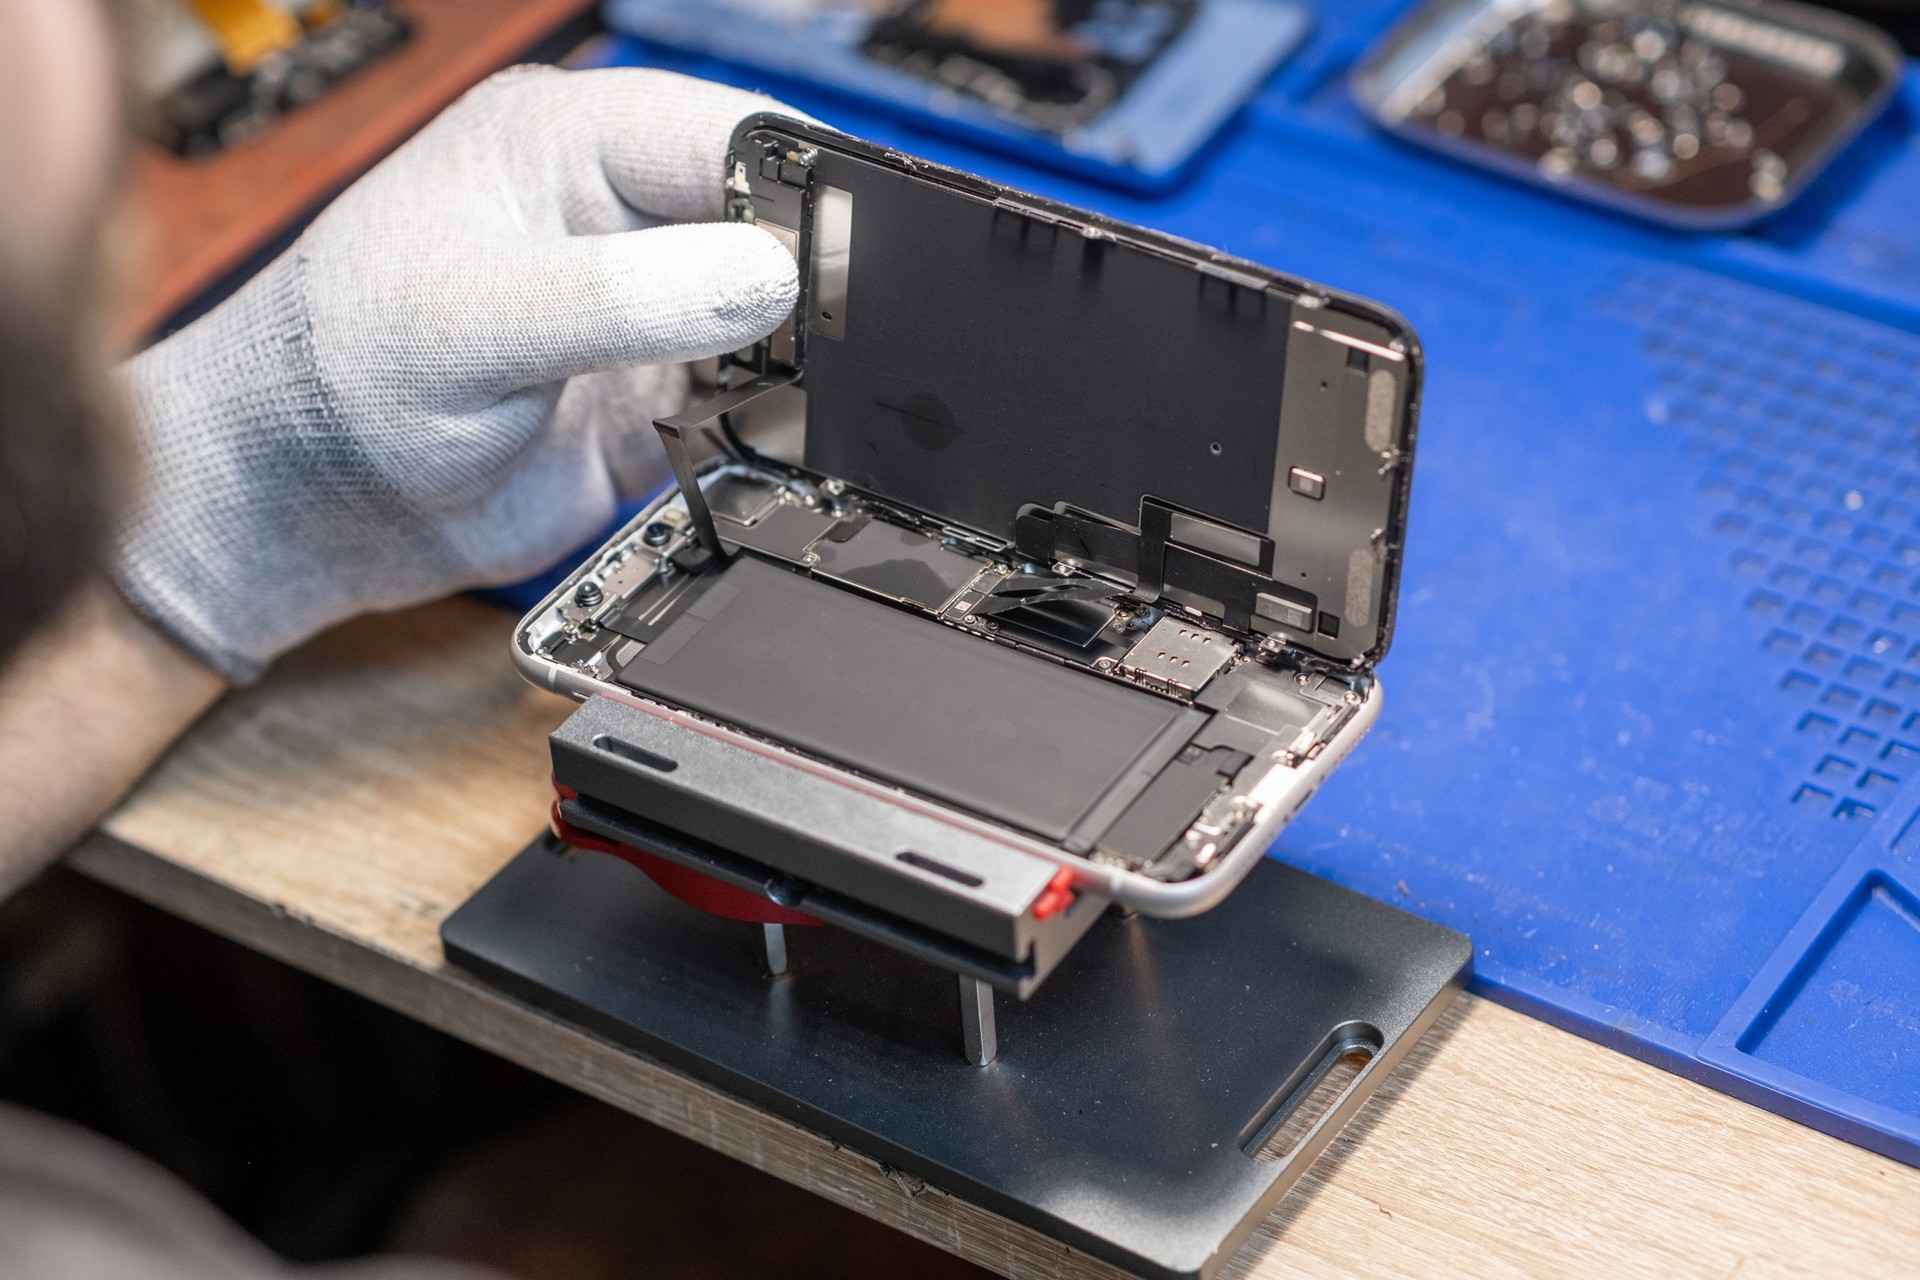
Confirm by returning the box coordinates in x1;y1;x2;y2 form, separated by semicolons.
441;830;1468;1280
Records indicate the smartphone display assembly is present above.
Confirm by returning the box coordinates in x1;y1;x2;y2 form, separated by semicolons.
599;0;1313;189
1352;0;1902;229
511;117;1422;999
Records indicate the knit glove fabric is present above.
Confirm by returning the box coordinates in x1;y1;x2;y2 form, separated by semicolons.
116;67;802;682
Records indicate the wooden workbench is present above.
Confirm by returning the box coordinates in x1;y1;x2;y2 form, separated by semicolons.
68;598;1920;1279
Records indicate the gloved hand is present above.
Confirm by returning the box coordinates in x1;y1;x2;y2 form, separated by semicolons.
116;67;803;682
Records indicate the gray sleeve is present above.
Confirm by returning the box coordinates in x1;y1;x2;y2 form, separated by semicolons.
0;1104;502;1280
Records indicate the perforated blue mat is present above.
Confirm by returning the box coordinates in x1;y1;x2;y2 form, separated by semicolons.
551;5;1920;1163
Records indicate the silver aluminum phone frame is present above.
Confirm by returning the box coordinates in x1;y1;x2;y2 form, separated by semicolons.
512;481;1382;918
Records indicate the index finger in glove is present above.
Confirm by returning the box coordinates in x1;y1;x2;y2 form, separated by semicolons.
421;220;799;397
448;66;815;236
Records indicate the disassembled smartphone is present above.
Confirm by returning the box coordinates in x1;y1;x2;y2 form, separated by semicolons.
514;118;1421;991
144;1;411;158
599;0;1312;189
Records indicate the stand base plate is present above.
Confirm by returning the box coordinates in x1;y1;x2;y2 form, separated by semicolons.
442;837;1469;1279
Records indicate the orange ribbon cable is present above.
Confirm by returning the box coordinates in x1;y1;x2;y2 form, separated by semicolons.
186;0;301;74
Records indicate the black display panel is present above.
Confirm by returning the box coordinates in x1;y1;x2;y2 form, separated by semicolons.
798;149;1288;545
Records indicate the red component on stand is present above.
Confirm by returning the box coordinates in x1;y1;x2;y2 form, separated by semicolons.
1031;867;1076;920
549;801;820;927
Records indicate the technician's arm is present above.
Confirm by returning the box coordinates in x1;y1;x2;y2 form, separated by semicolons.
0;67;802;901
0;587;223;900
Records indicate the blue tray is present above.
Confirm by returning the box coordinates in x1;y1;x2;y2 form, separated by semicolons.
529;5;1920;1164
600;0;1313;193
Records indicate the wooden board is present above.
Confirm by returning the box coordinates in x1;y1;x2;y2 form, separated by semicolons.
73;597;1920;1279
122;0;595;340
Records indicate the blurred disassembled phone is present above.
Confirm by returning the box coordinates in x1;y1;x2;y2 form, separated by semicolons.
1352;0;1902;229
512;116;1423;1043
599;0;1313;188
137;0;410;158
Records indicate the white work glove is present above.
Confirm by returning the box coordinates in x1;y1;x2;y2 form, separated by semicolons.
116;67;803;682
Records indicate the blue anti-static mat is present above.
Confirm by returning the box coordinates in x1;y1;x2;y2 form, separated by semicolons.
534;3;1920;1164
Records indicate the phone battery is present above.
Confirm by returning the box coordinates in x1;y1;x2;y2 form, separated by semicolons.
613;557;1192;841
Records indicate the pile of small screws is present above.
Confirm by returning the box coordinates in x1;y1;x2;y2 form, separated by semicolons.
1405;0;1840;210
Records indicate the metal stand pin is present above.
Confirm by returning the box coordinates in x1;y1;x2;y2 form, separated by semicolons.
959;974;996;1067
